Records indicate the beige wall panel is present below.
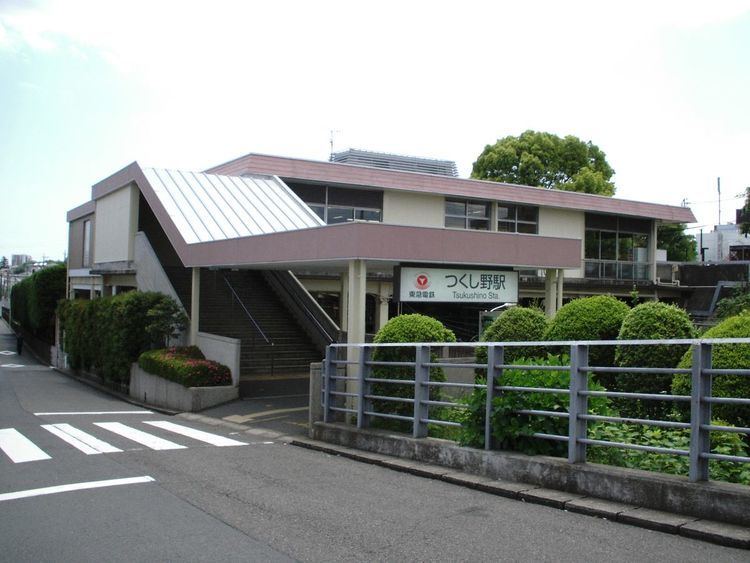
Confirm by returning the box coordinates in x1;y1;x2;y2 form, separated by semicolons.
94;184;139;263
382;191;444;228
538;207;585;278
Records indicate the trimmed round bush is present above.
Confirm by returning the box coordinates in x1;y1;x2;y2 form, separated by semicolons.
672;312;750;428
614;302;695;418
476;307;547;368
371;314;456;432
543;296;630;369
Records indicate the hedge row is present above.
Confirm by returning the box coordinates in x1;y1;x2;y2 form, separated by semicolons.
138;346;231;387
58;292;187;384
9;263;66;342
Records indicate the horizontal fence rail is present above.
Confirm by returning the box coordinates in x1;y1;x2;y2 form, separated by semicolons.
320;338;750;483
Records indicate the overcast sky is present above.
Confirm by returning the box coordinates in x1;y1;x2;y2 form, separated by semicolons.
1;0;748;261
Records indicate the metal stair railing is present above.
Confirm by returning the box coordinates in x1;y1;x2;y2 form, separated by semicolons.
222;274;274;376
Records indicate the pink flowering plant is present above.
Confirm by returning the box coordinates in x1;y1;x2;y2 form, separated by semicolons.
138;346;231;387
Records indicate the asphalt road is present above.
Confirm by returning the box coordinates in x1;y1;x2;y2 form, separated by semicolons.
1;330;748;562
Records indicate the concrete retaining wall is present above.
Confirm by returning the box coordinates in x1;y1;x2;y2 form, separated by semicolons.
130;364;238;412
197;331;241;386
310;422;750;527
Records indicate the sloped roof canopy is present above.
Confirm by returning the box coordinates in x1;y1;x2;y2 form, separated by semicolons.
141;168;324;244
82;162;583;272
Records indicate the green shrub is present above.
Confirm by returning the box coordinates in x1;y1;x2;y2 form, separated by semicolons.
614;302;695;419
672;312;750;429
543;296;629;383
715;285;750;319
58;291;187;384
139;346;231;387
370;314;456;433
9;263;66;342
588;421;750;484
459;354;613;456
475;307;548;370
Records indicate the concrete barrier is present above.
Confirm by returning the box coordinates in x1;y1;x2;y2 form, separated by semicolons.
197;331;241;386
130;363;238;412
310;422;750;527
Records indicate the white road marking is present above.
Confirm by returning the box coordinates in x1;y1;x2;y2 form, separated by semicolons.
143;421;247;447
1;364;24;368
0;428;51;463
94;422;186;450
0;350;16;355
0;476;155;502
42;424;122;455
34;411;154;416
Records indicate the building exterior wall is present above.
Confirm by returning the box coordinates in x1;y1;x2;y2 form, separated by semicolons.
68;214;95;269
94;184;139;264
702;224;750;262
382;191;444;228
537;207;585;277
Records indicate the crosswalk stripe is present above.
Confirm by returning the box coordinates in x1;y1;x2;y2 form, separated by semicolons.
94;422;186;451
0;428;51;463
143;421;247;447
42;424;122;455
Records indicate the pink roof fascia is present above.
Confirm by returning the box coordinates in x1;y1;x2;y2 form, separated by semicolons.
207;153;696;223
66;200;95;222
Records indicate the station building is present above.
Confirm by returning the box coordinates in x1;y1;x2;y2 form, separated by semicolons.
66;150;695;394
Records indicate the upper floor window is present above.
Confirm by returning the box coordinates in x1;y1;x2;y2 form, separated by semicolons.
497;203;538;234
445;199;490;230
289;183;383;225
82;219;92;268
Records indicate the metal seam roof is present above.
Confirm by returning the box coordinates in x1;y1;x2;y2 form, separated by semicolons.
141;168;324;244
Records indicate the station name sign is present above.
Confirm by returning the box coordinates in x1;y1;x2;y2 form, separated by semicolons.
397;266;519;303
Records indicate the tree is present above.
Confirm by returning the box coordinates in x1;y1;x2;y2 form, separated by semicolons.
657;223;697;262
740;187;750;238
0;256;7;269
471;130;616;196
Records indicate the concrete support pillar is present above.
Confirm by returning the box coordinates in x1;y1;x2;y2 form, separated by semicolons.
340;272;349;332
346;260;367;405
189;267;200;345
102;285;113;298
89;285;96;300
375;282;390;331
649;220;658;282
347;260;367;346
544;268;557;318
556;269;564;311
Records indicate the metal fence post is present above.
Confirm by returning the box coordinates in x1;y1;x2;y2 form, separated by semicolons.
485;344;503;451
323;346;334;423
568;344;589;464
689;342;712;482
357;346;372;429
413;345;430;438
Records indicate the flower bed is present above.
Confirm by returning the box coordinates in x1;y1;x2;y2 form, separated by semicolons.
138;346;232;388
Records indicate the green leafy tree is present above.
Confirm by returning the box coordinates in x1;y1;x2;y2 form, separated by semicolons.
657;223;697;262
471;130;615;196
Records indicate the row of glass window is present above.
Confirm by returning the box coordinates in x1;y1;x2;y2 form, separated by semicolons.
308;204;381;224
444;199;538;234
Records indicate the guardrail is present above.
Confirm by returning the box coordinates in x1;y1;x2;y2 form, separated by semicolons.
320;339;750;482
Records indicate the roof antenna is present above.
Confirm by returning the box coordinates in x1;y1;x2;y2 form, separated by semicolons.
329;129;340;161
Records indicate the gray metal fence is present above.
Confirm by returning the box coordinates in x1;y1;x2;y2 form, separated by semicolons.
320;339;750;482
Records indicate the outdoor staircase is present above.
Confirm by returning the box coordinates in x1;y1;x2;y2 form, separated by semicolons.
161;267;324;395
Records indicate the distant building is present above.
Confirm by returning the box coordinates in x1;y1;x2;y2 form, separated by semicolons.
11;254;32;267
700;224;750;262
